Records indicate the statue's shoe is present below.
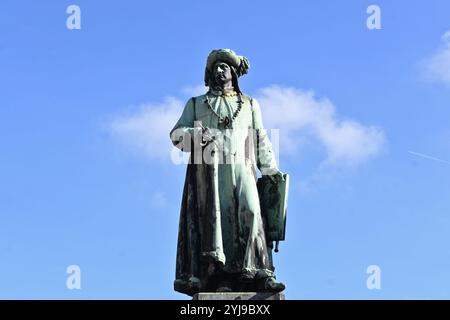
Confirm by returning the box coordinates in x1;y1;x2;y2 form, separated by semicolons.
264;277;285;292
174;277;201;294
239;270;255;282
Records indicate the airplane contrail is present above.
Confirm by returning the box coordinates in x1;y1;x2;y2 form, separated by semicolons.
408;151;450;165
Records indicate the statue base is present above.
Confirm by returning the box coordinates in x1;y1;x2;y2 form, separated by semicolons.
192;292;285;300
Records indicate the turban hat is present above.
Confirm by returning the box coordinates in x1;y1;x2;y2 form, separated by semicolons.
204;49;250;86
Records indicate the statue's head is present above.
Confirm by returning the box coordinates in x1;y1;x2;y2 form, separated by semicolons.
204;49;250;92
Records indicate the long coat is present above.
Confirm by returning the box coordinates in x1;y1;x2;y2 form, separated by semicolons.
169;91;279;295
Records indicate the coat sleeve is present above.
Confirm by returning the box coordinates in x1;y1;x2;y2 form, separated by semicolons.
251;98;279;175
169;98;201;152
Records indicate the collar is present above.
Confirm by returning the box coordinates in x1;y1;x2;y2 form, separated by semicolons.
208;88;238;97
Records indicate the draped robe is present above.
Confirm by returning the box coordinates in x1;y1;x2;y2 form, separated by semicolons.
170;91;279;295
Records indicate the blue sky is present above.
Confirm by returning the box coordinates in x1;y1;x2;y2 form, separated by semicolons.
1;0;450;299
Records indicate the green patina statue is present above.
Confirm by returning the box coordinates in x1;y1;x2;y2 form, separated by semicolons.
170;49;287;296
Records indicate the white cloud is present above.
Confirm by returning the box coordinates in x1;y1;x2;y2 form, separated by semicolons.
107;86;207;161
182;84;207;97
422;31;450;87
442;30;450;43
107;85;385;168
108;97;183;160
256;86;385;167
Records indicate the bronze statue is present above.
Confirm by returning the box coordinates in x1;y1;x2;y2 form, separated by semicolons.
170;49;287;296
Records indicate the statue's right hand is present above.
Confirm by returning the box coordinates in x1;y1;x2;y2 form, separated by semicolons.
200;126;218;147
201;127;215;142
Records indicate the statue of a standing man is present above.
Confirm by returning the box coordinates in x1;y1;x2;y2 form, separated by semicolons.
170;49;285;296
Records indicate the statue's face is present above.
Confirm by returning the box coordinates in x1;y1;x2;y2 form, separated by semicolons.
213;61;232;85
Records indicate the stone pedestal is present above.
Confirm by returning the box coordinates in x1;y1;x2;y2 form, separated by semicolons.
192;292;285;300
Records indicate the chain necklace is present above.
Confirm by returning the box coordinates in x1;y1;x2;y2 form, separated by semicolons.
204;92;243;129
